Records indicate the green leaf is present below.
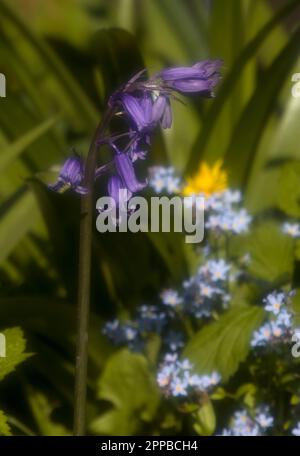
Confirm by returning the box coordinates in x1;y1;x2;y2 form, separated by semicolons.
0;191;41;264
193;399;216;436
224;25;300;187
27;388;70;436
0;116;59;173
90;28;145;101
0;0;99;127
183;306;265;381
186;0;299;174
0;410;12;436
153;0;207;60
276;161;300;217
0;327;31;381
90;349;160;435
247;221;293;282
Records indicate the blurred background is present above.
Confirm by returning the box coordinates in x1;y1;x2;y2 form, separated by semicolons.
1;0;300;436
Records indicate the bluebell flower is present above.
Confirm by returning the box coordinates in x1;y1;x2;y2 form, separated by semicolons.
107;175;132;206
114;152;147;193
49;155;88;195
157;59;223;96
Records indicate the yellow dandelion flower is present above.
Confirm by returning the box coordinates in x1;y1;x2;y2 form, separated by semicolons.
182;160;228;196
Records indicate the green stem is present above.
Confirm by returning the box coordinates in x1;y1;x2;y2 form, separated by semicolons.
74;108;114;436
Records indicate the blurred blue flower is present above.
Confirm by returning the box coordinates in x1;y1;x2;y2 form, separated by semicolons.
282;222;300;238
264;291;286;315
292;422;300;436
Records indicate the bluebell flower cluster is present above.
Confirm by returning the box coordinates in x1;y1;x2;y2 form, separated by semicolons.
219;406;274;436
49;60;222;201
251;290;295;348
157;355;221;398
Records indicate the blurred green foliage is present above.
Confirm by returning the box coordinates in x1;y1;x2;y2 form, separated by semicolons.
1;0;300;436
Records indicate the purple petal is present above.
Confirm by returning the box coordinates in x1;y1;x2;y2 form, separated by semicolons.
108;175;132;204
121;94;148;130
60;156;85;186
152;96;167;123
159;67;202;81
161;99;172;129
193;59;223;77
171;77;219;94
140;96;153;124
114;153;147;193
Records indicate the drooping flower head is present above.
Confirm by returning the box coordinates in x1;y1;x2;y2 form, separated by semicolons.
49;155;87;195
49;61;223;203
156;59;223;95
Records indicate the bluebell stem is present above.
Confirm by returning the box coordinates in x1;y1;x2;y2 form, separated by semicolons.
48;60;223;436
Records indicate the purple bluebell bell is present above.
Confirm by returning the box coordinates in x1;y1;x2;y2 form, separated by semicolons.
114;152;147;193
121;94;153;132
152;95;172;129
107;175;132;210
120;93;172;132
49;155;87;194
157;59;223;96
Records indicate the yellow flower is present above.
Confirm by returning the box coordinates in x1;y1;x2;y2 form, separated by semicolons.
182;160;227;196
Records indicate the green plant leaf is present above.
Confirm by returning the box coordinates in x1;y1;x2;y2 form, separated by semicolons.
0;191;42;264
185;0;299;174
0;327;31;381
247;220;294;282
0;116;60;173
0;0;99;127
193;399;216;436
27;388;71;436
276;161;300;217
183;306;265;381
224;25;300;187
0;410;12;436
90;349;160;435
